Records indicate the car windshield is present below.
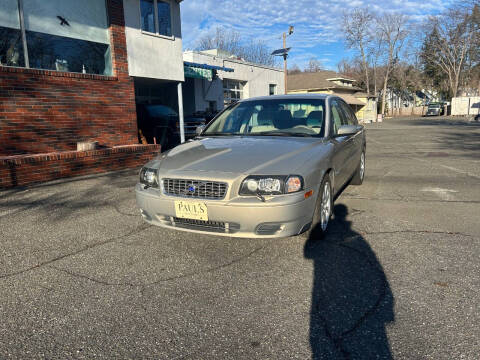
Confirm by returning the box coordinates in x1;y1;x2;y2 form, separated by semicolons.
203;98;326;137
428;104;440;109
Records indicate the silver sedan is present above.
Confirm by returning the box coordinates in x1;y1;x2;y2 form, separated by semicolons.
135;94;366;238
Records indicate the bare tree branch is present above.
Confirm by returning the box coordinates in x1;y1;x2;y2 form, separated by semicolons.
194;26;277;67
342;8;374;94
376;13;409;115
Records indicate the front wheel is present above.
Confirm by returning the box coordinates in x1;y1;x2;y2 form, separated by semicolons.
351;150;365;185
305;175;333;239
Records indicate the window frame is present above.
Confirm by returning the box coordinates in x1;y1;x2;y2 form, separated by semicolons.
139;0;174;40
269;84;277;96
223;79;245;106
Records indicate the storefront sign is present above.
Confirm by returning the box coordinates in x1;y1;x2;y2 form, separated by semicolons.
184;65;213;80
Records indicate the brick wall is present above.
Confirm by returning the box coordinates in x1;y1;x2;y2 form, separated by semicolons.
0;0;138;156
0;145;160;188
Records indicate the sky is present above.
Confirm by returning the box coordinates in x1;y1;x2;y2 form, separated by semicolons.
180;0;455;71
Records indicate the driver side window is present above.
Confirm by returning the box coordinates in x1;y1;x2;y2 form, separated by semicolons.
339;100;358;126
330;100;347;135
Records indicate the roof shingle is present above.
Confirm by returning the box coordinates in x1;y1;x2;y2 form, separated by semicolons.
287;71;362;92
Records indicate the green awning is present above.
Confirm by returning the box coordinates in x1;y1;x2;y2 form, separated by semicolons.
184;65;213;80
184;61;235;80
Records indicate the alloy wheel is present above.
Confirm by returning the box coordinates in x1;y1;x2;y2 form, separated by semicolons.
360;152;365;181
320;181;331;232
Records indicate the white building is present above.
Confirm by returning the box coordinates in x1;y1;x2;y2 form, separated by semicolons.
124;0;185;82
123;0;186;111
182;50;285;116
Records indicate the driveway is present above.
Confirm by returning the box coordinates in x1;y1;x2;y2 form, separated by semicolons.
0;116;479;359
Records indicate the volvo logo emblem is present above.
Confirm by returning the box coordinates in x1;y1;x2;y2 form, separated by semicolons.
187;185;196;193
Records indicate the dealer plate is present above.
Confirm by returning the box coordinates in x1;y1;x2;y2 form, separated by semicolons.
174;200;208;221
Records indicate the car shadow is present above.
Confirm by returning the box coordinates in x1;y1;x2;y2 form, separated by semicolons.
304;204;394;359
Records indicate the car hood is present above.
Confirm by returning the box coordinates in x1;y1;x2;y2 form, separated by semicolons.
154;136;324;175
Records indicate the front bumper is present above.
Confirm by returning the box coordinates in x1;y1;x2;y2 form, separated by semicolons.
135;184;316;238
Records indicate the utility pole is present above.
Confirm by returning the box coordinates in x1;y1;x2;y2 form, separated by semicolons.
283;32;287;94
272;26;294;95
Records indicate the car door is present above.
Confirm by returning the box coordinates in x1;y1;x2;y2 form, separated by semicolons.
328;98;352;190
338;100;364;176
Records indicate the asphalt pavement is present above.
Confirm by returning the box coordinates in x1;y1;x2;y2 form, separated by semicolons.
0;116;479;359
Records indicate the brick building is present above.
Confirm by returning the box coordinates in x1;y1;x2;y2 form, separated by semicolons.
0;0;185;187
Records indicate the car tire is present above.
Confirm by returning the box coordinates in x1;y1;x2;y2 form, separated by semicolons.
350;150;365;185
304;174;333;240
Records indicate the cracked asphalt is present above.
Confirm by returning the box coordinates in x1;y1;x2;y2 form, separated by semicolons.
1;116;479;359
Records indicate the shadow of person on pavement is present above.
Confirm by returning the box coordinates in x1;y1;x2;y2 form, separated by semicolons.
304;204;395;359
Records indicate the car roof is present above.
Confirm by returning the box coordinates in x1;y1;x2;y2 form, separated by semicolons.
240;93;332;102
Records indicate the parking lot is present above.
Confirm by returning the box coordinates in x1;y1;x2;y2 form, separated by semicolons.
0;116;479;359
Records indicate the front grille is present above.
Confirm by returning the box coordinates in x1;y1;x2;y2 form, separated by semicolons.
163;178;228;199
172;217;239;233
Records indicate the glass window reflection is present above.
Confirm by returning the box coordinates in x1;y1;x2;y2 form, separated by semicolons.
157;1;172;36
140;0;155;33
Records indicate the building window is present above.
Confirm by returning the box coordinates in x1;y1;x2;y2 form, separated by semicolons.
0;0;25;67
157;1;172;36
269;84;277;96
224;79;245;106
140;0;172;37
0;0;112;75
140;0;155;33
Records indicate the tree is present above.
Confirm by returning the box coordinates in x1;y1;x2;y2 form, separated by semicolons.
304;57;323;72
376;14;409;115
195;26;277;67
288;64;302;74
420;7;478;97
463;4;480;94
343;8;374;94
337;57;364;84
369;34;384;97
195;27;241;56
419;26;449;96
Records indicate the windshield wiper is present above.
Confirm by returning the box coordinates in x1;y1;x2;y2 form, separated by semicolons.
252;131;313;137
200;132;237;136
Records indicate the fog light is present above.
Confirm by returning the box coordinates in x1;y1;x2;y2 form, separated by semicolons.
256;223;284;235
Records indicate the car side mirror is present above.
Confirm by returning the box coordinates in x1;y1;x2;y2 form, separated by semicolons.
337;125;363;136
196;125;206;136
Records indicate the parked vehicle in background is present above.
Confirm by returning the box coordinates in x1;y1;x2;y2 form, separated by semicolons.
136;94;366;239
136;104;206;150
425;102;444;116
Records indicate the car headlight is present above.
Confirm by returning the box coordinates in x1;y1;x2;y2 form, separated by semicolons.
139;167;159;188
239;175;304;195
